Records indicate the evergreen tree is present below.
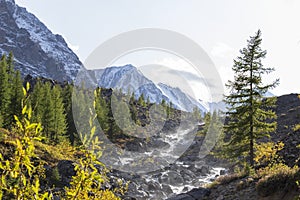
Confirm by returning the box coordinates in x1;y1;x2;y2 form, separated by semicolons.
9;70;24;124
0;56;11;128
111;94;132;133
0;53;23;128
130;105;138;123
30;80;44;123
42;82;55;140
201;112;211;134
129;92;135;105
51;85;67;143
192;107;202;121
146;96;150;105
6;52;14;75
161;99;166;107
62;83;80;145
72;86;88;142
95;88;110;134
223;30;279;167
138;93;146;107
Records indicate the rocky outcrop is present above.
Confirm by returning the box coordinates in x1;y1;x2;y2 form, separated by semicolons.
0;0;82;82
271;93;300;166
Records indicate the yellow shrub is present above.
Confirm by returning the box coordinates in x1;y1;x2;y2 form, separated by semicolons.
254;141;284;165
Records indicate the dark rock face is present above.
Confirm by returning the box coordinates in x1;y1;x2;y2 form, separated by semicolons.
0;0;82;82
271;94;300;166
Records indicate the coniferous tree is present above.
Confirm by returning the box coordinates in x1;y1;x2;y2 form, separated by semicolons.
95;88;110;134
51;85;67;143
201;112;211;134
161;99;166;107
30;80;44;124
138;93;146;107
129;92;135;105
62;83;80;145
111;94;132;133
0;56;11;128
0;53;23;128
146;96;150;105
9;69;24;125
0;115;2;128
6;52;14;75
222;30;279;167
192;107;202;121
42;82;55;140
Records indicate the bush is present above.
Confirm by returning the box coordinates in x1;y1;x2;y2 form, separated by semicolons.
64;113;125;200
256;163;300;197
0;84;51;199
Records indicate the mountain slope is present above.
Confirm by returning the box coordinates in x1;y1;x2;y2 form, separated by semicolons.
94;64;169;103
0;0;82;81
91;64;209;113
157;83;208;112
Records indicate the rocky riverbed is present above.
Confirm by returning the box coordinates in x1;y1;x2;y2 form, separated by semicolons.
54;129;227;200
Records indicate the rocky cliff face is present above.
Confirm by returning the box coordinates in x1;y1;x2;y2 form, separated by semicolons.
0;0;82;81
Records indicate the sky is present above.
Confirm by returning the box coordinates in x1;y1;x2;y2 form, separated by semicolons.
15;0;300;101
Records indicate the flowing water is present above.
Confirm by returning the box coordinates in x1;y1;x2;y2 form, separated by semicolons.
111;128;226;199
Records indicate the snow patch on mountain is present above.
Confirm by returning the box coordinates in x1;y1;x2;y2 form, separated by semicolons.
12;6;81;78
93;65;209;113
0;0;82;81
157;83;208;113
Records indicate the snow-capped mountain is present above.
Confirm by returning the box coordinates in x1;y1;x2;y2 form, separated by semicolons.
157;83;208;112
0;0;82;81
92;64;169;103
0;0;210;113
91;64;209;113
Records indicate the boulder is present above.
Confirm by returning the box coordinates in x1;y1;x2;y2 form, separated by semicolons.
159;171;184;186
167;188;211;200
56;160;76;187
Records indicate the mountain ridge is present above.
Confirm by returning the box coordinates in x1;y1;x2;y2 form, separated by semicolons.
0;0;82;82
90;64;209;113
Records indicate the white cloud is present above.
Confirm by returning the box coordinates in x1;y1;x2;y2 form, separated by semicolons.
154;57;198;75
146;57;212;102
211;42;234;59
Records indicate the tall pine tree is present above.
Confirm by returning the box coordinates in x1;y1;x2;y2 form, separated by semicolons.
223;30;279;167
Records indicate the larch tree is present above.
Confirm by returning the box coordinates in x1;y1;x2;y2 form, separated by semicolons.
223;30;279;167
